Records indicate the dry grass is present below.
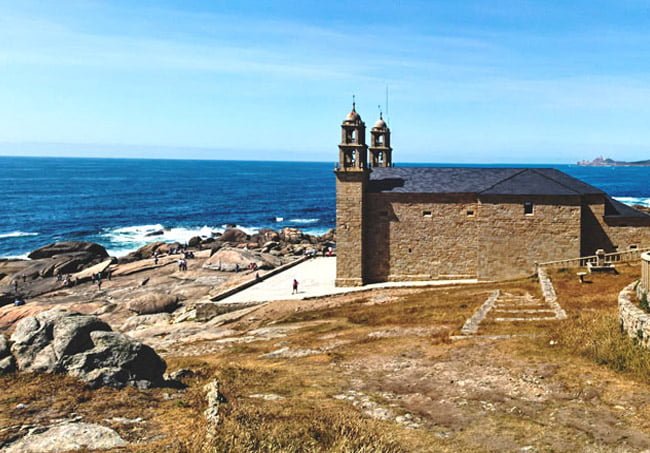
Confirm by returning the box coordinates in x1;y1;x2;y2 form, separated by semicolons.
5;265;650;451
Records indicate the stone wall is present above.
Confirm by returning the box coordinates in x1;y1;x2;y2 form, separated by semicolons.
335;170;367;286
641;252;650;295
364;193;478;282
582;200;650;255
477;195;582;280
619;281;650;348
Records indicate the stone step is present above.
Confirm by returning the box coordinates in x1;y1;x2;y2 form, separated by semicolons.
494;316;560;322
493;309;556;314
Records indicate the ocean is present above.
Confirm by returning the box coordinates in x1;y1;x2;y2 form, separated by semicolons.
1;156;649;259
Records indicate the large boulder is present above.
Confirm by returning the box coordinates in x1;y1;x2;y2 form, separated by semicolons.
3;422;127;452
9;309;166;388
28;242;108;260
280;227;304;244
0;333;15;374
127;293;178;315
202;247;281;272
188;236;202;248
220;228;249;243
62;330;166;389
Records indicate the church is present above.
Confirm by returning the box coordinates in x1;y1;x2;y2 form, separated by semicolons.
334;103;650;286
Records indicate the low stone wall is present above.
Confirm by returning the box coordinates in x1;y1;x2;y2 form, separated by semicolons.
619;281;650;348
537;267;567;320
641;252;650;295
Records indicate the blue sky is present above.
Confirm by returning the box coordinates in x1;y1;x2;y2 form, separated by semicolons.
1;0;650;163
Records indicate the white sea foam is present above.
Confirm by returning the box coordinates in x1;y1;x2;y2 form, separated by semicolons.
1;254;29;260
0;231;39;240
102;223;259;257
288;218;319;224
614;197;650;208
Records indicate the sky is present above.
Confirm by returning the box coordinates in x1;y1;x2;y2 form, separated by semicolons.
1;1;650;163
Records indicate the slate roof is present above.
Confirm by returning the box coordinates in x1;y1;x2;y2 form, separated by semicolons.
368;167;604;196
605;196;650;219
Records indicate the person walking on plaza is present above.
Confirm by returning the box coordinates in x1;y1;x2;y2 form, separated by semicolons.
292;278;299;295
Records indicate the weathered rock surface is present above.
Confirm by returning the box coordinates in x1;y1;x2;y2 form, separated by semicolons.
127;293;178;315
121;313;172;332
220;228;249;243
62;330;166;389
202;247;281;272
3;422;127;452
28;242;109;261
188;235;202;247
0;333;15;374
9;309;166;388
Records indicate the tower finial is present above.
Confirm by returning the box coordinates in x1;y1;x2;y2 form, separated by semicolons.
378;104;383;119
352;94;356;111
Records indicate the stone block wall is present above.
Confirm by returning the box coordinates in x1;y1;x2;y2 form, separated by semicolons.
335;171;366;286
477;195;582;280
619;281;650;348
364;193;478;282
582;201;650;255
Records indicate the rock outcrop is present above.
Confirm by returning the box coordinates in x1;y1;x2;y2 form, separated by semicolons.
28;242;109;260
127;293;179;315
0;333;15;373
220;228;250;243
202;247;281;272
9;309;166;388
3;422;127;452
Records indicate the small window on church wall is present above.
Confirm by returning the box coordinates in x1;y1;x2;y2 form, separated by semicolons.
423;210;432;217
466;209;475;217
630;244;638;250
524;201;534;215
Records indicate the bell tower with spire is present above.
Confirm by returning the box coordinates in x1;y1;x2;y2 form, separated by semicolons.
335;99;369;286
369;111;392;167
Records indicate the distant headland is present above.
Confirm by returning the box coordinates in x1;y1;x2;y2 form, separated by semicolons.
578;156;650;166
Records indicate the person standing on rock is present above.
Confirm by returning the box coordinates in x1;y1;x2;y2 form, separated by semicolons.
292;279;299;294
13;280;18;293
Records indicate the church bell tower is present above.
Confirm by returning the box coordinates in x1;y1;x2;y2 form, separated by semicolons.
369;112;392;167
334;100;368;287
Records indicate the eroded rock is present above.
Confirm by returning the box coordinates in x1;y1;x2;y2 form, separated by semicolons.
3;422;127;452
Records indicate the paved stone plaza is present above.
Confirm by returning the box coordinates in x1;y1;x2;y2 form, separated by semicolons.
219;257;478;304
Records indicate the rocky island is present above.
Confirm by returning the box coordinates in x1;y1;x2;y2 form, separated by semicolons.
578;156;650;166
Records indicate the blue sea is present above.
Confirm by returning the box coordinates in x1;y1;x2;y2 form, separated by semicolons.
1;156;649;259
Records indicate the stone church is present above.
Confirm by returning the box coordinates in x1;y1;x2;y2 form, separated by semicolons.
335;103;650;286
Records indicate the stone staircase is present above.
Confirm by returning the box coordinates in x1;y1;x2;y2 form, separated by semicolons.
490;292;558;322
460;289;565;336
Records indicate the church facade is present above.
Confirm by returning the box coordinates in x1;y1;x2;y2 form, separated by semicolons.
335;103;650;286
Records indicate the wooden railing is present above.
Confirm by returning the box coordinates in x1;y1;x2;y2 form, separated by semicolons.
538;247;650;270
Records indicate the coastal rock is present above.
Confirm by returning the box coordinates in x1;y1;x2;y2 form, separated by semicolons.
220;228;249;243
280;227;304;244
10;310;111;372
251;229;280;245
3;422;127;452
9;309;166;388
119;241;182;263
202;248;281;272
145;229;164;237
121;313;172;332
188;236;202;247
127;293;179;315
62;330;166;389
28;242;109;261
0;333;15;374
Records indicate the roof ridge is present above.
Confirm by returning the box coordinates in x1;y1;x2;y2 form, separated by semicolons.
528;169;580;195
478;168;528;194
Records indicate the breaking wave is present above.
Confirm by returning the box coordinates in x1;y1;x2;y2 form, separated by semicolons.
0;231;39;240
614;197;650;208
